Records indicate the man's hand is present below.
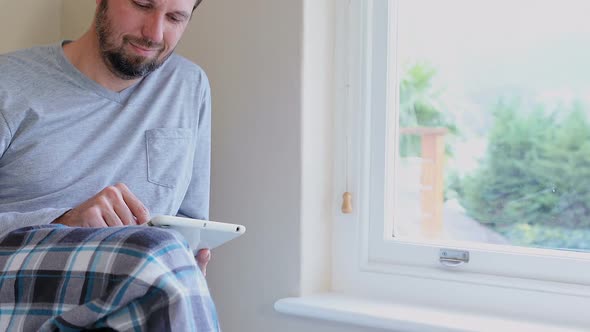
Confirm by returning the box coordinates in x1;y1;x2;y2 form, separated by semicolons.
196;249;211;276
52;183;150;227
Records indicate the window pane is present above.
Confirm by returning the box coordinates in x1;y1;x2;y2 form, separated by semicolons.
393;0;590;252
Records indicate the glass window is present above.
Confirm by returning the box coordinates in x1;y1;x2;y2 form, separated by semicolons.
393;0;590;252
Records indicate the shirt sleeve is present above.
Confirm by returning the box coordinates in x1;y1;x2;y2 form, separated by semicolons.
0;109;11;159
0;109;71;238
0;208;71;238
177;73;211;220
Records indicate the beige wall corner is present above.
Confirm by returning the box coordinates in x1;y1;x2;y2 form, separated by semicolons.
0;0;62;53
60;0;95;41
176;0;304;330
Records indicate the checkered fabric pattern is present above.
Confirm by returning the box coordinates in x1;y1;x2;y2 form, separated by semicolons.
0;224;219;331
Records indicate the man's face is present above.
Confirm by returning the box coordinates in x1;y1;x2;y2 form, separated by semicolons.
95;0;195;80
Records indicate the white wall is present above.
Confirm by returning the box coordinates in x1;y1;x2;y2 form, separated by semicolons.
60;0;94;41
177;2;356;330
0;0;62;53
179;1;305;330
57;1;381;331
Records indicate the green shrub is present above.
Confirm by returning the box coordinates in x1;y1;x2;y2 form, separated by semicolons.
460;100;590;232
497;223;590;250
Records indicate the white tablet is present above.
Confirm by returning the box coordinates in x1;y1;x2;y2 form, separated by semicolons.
146;215;246;254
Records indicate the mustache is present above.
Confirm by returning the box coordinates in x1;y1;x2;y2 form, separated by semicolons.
124;36;164;51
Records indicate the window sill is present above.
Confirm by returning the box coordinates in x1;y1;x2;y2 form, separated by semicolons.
274;292;583;332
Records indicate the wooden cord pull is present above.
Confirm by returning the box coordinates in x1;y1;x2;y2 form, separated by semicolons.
341;192;353;214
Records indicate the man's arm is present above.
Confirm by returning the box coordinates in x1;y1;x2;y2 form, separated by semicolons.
52;183;150;227
0;208;71;238
0;105;11;163
0;183;151;239
177;74;212;220
0;109;68;238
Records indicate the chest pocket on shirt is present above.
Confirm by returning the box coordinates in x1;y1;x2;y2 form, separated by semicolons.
146;128;193;188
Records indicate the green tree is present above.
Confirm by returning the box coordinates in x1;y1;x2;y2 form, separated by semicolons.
398;62;458;157
460;100;590;249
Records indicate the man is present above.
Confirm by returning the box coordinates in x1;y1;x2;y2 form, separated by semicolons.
0;0;217;330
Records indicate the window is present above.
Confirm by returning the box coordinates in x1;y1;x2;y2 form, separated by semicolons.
332;0;590;324
395;0;590;253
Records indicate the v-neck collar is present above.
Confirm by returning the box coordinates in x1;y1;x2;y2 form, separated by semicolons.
54;41;141;105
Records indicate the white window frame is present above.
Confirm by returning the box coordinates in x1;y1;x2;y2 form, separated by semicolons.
332;0;590;324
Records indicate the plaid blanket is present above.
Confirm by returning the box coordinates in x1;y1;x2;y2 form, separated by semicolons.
0;224;219;331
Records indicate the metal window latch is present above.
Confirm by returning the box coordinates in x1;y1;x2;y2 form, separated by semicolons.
439;249;469;267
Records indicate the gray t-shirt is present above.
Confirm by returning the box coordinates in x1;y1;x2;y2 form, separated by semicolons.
0;42;211;237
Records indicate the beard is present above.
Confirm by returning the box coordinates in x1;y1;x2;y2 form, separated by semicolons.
95;0;173;80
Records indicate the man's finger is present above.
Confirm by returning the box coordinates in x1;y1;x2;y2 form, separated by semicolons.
112;199;137;225
196;249;211;277
116;183;150;224
102;209;124;227
83;208;109;228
